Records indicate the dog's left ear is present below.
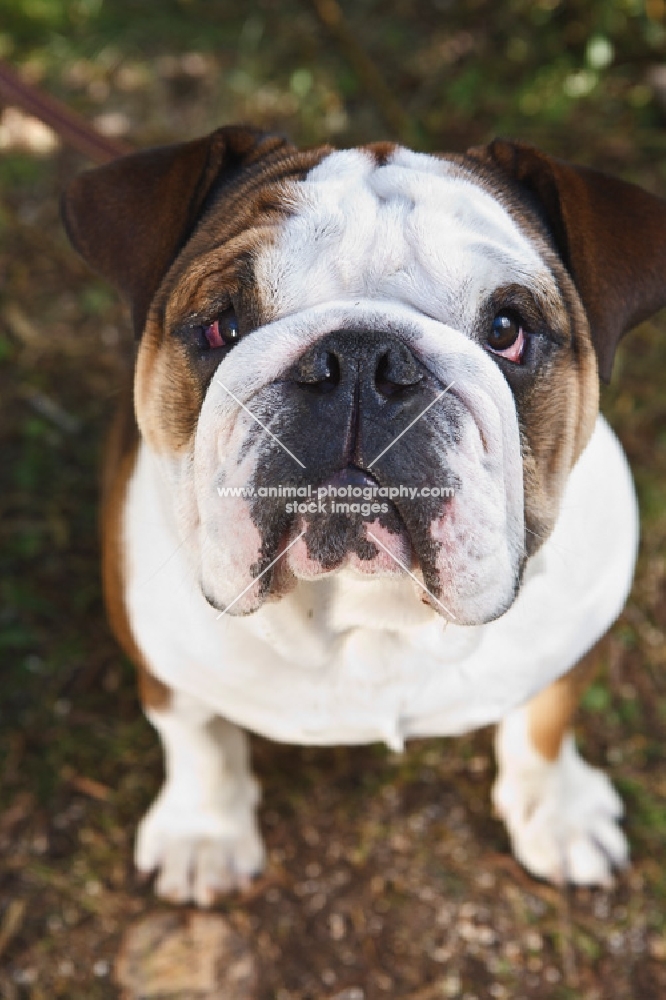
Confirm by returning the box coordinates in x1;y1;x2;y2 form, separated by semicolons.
62;125;294;337
468;139;666;381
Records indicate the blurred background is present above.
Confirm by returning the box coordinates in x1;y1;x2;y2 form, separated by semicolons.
1;2;666;998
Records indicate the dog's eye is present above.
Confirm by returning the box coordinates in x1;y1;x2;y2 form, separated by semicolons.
486;312;526;363
196;307;240;351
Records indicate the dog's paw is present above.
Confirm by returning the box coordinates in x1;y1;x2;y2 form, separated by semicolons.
493;726;628;886
135;789;266;906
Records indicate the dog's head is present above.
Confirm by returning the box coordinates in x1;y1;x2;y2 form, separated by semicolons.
63;127;666;624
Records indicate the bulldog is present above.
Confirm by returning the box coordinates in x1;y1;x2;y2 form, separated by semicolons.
62;127;666;906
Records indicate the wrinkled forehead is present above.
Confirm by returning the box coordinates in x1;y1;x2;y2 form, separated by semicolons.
254;146;555;326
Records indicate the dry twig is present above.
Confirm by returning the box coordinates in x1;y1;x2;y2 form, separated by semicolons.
0;899;27;960
0;59;130;164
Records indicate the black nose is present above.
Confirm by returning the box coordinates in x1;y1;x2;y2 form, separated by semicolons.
291;329;425;398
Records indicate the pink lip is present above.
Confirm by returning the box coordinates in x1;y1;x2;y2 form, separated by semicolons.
285;514;412;581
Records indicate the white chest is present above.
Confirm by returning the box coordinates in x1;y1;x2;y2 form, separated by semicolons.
124;416;638;748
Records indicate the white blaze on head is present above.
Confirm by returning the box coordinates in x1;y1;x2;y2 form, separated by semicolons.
256;147;550;327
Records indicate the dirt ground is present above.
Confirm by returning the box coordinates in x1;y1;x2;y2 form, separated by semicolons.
1;2;666;998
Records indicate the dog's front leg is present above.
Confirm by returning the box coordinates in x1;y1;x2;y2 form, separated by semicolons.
135;689;265;906
492;659;628;886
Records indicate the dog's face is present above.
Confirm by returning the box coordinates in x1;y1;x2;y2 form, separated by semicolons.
137;145;598;626
63;129;666;625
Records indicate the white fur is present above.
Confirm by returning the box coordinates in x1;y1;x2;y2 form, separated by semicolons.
256;148;551;327
125;415;637;746
493;704;628;885
135;690;264;906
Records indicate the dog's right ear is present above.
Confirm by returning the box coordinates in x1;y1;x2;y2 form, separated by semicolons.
62;126;293;337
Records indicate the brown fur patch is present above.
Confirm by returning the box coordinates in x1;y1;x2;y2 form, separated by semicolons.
450;150;601;554
101;377;171;710
527;642;605;760
363;141;398;165
134;146;332;456
469;139;666;381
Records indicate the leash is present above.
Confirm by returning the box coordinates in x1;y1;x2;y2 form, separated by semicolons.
0;59;132;164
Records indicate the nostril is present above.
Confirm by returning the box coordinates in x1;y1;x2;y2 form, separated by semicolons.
375;350;423;398
324;352;340;384
375;352;396;397
297;351;341;394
